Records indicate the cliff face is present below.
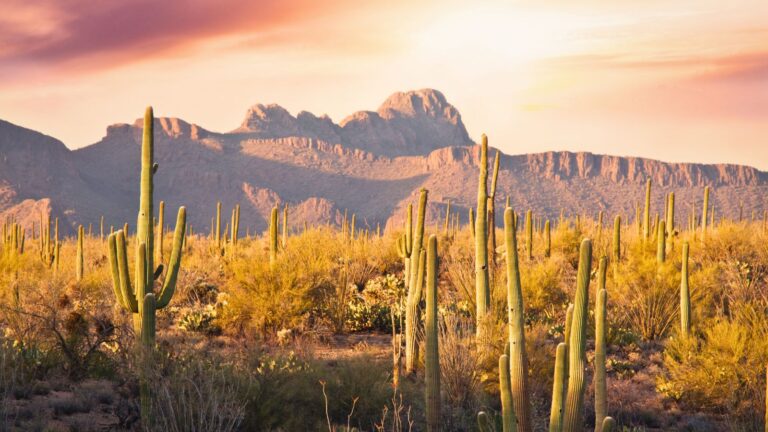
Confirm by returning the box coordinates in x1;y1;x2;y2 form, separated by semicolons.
1;90;766;235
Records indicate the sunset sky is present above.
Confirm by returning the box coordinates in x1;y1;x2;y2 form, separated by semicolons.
1;0;767;168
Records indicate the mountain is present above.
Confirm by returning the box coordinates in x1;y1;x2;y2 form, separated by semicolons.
1;89;766;235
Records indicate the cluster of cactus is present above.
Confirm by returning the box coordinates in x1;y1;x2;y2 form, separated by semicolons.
486;209;615;432
2;220;25;255
209;201;241;256
106;107;187;422
39;215;59;269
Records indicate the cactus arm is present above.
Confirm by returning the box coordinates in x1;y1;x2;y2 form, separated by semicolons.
107;233;128;310
115;231;139;313
157;207;186;309
600;417;615;432
142;293;156;347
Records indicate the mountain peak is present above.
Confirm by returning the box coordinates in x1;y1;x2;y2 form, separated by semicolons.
236;103;299;135
377;88;454;119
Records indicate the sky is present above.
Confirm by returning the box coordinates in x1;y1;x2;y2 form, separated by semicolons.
1;0;767;169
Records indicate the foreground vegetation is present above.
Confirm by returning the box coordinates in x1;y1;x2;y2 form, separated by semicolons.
1;110;768;431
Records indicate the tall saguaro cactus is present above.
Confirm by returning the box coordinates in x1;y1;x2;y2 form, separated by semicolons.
505;207;532;432
594;257;608;431
643;179;651;239
549;343;567;432
499;353;518;432
701;186;710;240
680;241;691;338
405;189;428;374
666;192;675;235
475;135;490;324
525;210;533;261
107;108;187;423
269;206;278;266
657;220;666;263
424;235;440;432
544;220;551;258
563;239;593;432
76;225;84;281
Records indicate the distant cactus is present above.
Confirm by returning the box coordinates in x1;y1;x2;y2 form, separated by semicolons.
525;210;533;261
424;235;440;432
475;135;490;324
76;225;84;281
544;220;551;258
612;216;621;265
444;200;451;235
504;207;532;432
680;241;691;338
702;186;710;239
563;239;592;432
643;179;651;239
269;206;278;265
657;220;666;263
666;192;675;235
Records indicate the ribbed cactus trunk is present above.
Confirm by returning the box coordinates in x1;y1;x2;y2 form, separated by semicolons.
269;206;278;266
281;204;288;247
643;179;651;239
475;135;490;326
563;239;592;432
666;192;675;235
215;201;222;250
594;257;608;432
158;201;167;264
469;208;475;240
499;354;518;432
444;201;451;235
657;220;666;263
406;189;428;374
544;220;551;258
701;186;710;240
488;150;501;291
424;235;440;432
76;225;84;281
525;210;533;261
680;242;691;338
549;342;567;432
136;107;154;297
505;207;532;432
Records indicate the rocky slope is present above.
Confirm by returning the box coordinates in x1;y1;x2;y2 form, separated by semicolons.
1;89;766;235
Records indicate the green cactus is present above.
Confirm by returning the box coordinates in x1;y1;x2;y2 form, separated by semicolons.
232;203;241;250
701;186;710;239
106;107;187;424
544;220;551;258
215;201;222;250
475;135;490;324
425;235;440;432
563;239;592;432
594;257;608;431
157;200;164;264
499;354;518;432
269;206;278;265
505;207;532;432
488;150;501;284
680;241;691;338
406;189;428;374
470;207;476;240
478;412;495;432
549;342;567;432
657;220;666;263
666;192;675;235
643;179;651;239
612;216;621;264
525;210;533;261
76;225;84;281
444;200;451;235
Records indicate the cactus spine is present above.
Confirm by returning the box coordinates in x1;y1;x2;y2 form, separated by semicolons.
499;353;518;432
680;241;691;338
505;207;532;432
594;257;608;431
425;235;440;432
76;225;84;281
549;343;567;432
544;220;551;258
563;239;592;432
643;179;651;239
475;135;490;324
405;189;428;374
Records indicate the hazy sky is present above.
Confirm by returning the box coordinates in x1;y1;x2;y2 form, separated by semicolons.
1;0;767;169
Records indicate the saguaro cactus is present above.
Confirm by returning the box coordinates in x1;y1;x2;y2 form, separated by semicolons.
505;207;532;432
525;210;533;261
657;220;666;263
157;200;164;264
643;179;651;239
680;241;691;338
612;216;621;264
424;235;440;432
701;186;710;239
666;192;675;235
406;189;428;374
563;239;592;432
499;354;517;432
544;220;551;258
269;206;278;265
76;225;84;281
549;343;567;432
475;135;490;324
594;257;608;432
488;150;501;285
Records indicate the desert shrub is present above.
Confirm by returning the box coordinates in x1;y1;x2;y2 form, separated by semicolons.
660;312;768;428
520;256;569;324
346;274;406;332
439;315;483;429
